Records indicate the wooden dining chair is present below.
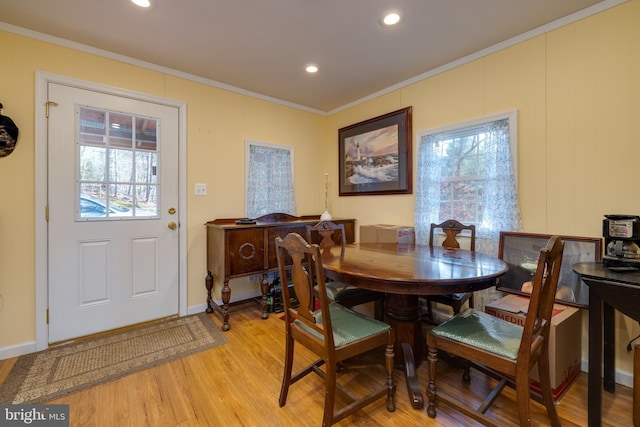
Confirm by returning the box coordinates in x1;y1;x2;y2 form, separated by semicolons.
425;235;564;427
275;232;396;426
306;221;384;319
422;219;476;323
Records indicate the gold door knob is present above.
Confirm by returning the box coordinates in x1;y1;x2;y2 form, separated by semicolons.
168;222;177;230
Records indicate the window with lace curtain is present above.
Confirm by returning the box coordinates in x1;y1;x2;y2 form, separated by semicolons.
414;111;523;310
245;140;296;218
414;110;523;258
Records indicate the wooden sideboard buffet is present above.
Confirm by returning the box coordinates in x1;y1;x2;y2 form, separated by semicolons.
205;213;355;330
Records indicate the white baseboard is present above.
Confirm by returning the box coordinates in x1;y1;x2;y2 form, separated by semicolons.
580;359;633;388
187;303;209;315
0;341;37;361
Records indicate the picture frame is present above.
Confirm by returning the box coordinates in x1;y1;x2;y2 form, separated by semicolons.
338;107;412;196
497;232;603;309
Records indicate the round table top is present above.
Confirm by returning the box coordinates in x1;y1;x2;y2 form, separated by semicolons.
573;261;640;284
321;242;508;296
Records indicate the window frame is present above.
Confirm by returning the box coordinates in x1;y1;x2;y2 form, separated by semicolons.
415;110;518;184
75;105;161;221
415;110;518;226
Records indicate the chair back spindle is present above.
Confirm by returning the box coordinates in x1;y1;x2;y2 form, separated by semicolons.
276;233;333;346
306;220;346;257
429;219;476;251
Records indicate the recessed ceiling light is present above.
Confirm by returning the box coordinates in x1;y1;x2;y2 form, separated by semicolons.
306;65;318;73
382;12;401;26
131;0;151;8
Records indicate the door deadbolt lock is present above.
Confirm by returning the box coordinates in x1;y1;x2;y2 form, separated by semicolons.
168;207;176;215
168;222;177;230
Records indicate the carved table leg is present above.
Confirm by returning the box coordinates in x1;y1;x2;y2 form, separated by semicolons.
261;273;270;319
402;342;424;409
221;278;231;331
205;272;214;314
384;294;424;409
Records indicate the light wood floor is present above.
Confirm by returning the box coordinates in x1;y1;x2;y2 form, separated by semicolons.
0;300;634;426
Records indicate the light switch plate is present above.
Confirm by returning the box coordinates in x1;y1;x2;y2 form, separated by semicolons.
195;183;207;196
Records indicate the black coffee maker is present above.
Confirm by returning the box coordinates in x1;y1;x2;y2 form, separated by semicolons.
603;214;640;270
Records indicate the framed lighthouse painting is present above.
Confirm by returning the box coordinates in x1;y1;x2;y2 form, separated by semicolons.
338;107;412;196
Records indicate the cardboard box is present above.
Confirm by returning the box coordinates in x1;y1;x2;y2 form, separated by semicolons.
360;224;415;245
484;294;582;401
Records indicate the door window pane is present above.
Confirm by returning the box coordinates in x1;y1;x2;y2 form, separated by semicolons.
109;113;133;148
79;146;106;181
135;152;158;184
77;106;159;220
136;117;158;151
79;108;106;146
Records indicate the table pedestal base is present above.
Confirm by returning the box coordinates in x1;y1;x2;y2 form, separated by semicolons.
384;294;424;409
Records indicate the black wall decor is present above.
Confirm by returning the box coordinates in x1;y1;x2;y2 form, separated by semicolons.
0;102;19;157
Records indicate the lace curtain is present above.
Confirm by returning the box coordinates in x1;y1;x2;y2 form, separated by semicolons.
414;117;523;308
246;143;296;218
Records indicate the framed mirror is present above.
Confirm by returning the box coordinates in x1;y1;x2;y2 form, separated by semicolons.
497;232;602;309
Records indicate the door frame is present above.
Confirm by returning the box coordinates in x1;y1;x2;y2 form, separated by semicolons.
34;71;188;350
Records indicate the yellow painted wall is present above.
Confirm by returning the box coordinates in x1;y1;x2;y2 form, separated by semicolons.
0;31;327;348
328;0;640;373
1;0;640;377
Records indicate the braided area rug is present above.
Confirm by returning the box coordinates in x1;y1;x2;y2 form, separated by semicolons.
0;312;227;404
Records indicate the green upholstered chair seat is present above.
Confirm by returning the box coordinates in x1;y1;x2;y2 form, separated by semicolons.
323;283;374;302
431;308;523;360
294;303;391;348
430;292;469;302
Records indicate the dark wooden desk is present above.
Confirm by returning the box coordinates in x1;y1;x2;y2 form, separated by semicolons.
321;242;508;409
205;213;355;331
572;262;640;427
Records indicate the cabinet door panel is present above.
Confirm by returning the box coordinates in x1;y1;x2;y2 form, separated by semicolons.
226;228;265;274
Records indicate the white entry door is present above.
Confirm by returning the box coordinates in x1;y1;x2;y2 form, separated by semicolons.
47;83;180;343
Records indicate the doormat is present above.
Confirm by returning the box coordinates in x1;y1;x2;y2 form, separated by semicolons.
0;312;227;404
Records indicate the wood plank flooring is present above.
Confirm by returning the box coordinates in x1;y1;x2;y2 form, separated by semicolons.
0;300;633;426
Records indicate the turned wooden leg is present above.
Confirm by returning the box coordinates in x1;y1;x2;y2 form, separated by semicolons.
462;359;471;383
426;345;438;418
221;278;231;331
261;273;270;319
205;272;214;314
386;342;397;412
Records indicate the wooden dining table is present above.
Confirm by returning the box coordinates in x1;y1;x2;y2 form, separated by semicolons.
321;242;508;409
